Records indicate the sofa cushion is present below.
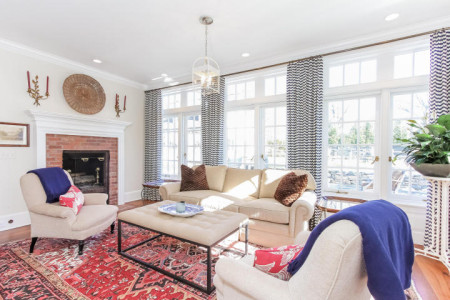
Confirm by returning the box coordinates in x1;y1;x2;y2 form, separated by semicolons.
170;190;255;212
71;205;118;231
180;165;209;191
222;168;262;198
193;165;228;192
274;173;308;207
238;198;290;224
259;169;316;199
59;185;84;215
170;190;223;204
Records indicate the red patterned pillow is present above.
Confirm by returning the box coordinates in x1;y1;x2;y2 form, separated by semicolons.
59;185;84;215
253;245;303;281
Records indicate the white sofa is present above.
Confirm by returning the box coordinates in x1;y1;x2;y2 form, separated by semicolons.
214;220;371;300
159;166;317;247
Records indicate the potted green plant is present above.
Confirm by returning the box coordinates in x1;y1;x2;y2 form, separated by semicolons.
397;114;450;178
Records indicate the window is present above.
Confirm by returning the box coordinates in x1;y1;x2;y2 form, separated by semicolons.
224;68;287;170
162;92;181;109
324;39;430;204
226;110;255;169
328;59;377;87
187;89;201;106
262;106;287;169
391;91;429;198
394;49;430;78
161;86;202;179
184;114;202;167
227;80;255;101
326;97;377;192
162;116;179;178
265;75;286;96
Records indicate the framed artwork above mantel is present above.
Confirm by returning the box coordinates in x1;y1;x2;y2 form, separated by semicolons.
0;122;30;147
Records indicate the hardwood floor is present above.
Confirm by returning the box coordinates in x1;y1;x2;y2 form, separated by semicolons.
0;199;449;299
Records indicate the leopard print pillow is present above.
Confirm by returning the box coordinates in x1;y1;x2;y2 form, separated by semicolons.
274;172;308;207
180;164;210;191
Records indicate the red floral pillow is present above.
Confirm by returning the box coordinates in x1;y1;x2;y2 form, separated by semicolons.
253;245;303;280
59;185;84;215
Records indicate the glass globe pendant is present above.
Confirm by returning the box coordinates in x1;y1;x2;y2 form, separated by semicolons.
192;16;220;95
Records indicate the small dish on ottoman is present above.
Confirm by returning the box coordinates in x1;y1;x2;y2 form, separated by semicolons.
158;203;204;217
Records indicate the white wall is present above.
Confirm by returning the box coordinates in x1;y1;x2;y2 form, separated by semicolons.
0;46;145;231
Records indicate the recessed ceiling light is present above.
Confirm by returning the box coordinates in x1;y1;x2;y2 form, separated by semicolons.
169;82;179;86
93;59;102;64
161;73;168;77
241;53;250;57
164;77;173;83
385;13;399;21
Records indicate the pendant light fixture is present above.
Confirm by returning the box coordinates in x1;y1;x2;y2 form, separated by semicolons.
192;16;220;95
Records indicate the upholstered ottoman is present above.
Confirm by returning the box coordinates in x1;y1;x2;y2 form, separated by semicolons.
117;200;249;294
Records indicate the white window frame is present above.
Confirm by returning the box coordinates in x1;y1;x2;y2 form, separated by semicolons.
323;38;430;206
161;86;202;179
224;68;288;170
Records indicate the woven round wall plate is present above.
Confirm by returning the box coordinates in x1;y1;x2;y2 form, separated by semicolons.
63;74;106;115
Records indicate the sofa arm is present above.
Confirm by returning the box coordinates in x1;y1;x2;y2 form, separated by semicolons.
214;257;290;300
289;191;317;237
29;203;75;219
84;193;109;205
159;182;181;200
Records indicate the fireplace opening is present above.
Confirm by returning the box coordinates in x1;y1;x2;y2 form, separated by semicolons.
62;150;110;198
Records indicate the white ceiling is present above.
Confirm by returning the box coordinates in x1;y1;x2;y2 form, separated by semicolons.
0;0;449;90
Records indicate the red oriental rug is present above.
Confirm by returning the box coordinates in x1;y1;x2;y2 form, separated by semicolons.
0;223;256;300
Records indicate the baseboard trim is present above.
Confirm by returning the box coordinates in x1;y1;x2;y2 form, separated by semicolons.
0;211;30;232
124;190;142;203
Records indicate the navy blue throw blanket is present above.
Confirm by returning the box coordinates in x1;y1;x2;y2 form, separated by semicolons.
288;200;414;300
28;167;71;203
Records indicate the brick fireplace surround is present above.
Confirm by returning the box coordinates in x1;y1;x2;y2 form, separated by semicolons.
46;134;119;205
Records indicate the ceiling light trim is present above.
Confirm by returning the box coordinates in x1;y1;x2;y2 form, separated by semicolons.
0;38;148;90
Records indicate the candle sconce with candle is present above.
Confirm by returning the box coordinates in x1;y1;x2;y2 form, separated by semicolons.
26;71;49;106
115;94;127;117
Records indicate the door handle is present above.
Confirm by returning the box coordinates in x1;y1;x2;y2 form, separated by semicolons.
371;156;380;164
388;156;396;166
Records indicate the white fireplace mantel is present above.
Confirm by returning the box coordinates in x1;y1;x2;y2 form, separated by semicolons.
26;110;132;205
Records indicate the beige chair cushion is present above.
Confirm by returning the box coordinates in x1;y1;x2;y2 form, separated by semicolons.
259;169;317;198
238;198;290;224
193;165;228;192
222;168;262;198
71;205;118;231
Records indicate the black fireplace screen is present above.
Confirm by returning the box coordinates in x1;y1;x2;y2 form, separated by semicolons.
62;150;109;195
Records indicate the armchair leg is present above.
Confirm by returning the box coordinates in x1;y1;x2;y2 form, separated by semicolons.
78;240;84;255
110;222;115;234
30;237;38;253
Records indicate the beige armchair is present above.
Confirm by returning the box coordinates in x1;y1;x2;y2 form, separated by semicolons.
20;170;118;255
214;220;371;300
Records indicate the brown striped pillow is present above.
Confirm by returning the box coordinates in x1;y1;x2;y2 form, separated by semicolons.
274;172;308;207
180;164;210;191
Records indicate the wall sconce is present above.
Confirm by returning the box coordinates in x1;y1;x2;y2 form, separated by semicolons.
115;94;126;117
27;71;49;106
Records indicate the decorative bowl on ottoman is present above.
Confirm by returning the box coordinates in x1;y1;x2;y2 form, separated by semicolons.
158;203;204;217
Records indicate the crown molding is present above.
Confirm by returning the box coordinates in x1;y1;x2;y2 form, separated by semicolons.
0;38;149;90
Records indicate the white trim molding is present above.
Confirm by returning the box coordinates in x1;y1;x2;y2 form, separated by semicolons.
26;110;132;205
0;211;31;232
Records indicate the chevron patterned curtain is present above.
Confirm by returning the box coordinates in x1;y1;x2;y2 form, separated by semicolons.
287;57;323;228
424;29;450;247
201;77;225;166
144;90;162;200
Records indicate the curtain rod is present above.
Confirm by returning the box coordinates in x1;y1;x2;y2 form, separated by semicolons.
146;27;449;92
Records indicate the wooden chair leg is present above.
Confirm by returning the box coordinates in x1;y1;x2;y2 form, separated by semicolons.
110;222;115;234
30;237;38;253
78;240;84;255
